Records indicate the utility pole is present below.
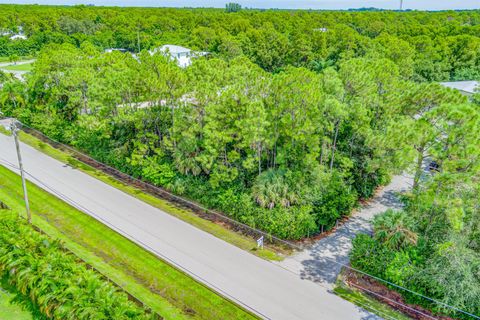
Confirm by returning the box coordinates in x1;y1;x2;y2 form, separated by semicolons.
400;0;404;10
10;120;31;223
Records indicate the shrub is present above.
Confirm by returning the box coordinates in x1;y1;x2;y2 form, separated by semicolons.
310;171;357;229
350;234;394;277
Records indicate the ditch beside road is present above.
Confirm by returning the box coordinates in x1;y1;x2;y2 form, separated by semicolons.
0;124;378;320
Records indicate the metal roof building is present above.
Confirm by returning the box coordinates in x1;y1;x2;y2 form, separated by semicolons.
440;81;479;96
150;45;208;68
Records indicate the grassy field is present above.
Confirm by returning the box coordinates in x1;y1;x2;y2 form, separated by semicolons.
1;62;33;71
13;130;285;260
0;165;258;320
0;286;33;320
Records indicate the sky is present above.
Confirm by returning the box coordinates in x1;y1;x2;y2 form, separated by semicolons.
0;0;479;10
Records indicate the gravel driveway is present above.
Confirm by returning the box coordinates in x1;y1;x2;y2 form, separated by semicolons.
277;174;413;290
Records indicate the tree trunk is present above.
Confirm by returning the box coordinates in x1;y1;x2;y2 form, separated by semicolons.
330;120;340;171
413;144;426;190
320;138;326;165
258;143;262;175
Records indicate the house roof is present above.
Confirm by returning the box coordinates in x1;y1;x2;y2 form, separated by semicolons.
159;45;191;54
440;81;479;95
9;34;27;40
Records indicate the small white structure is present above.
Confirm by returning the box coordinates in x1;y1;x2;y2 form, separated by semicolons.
440;81;479;96
9;34;27;41
104;48;128;53
150;45;208;68
313;27;328;32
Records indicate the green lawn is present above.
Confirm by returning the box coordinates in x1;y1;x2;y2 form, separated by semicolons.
0;286;33;320
0;165;258;320
14;130;286;260
1;62;33;71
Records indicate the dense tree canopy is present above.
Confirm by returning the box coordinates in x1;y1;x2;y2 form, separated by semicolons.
1;5;479;317
1;38;473;240
350;72;480;319
1;5;480;81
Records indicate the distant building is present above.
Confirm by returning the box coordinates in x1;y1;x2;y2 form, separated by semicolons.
104;48;129;53
117;93;198;110
9;34;27;41
440;81;479;96
313;27;328;32
150;45;208;68
8;26;27;40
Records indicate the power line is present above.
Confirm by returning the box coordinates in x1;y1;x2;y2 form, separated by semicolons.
348;282;438;320
0;157;472;320
22;166;429;320
1;124;479;319
0;161;270;320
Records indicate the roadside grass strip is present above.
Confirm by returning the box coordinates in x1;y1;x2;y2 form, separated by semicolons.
334;277;412;320
0;165;258;320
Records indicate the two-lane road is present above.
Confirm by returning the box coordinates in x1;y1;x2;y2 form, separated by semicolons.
0;131;377;320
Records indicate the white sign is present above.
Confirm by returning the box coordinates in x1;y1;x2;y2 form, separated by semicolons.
257;236;264;249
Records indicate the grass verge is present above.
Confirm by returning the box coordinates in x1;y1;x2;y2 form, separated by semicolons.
14;130;284;261
0;165;258;320
334;275;412;320
0;285;34;320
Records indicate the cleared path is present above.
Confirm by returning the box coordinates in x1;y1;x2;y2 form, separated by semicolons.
277;174;413;290
0;59;35;68
0;131;377;320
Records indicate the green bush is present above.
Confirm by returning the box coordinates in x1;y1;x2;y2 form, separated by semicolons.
0;213;155;320
310;171;357;229
350;234;393;277
351;208;480;320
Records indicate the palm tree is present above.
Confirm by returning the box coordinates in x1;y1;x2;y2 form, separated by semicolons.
252;169;298;209
374;209;418;250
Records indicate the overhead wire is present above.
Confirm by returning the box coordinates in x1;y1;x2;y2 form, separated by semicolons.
1;125;479;319
0;156;271;320
0;156;459;320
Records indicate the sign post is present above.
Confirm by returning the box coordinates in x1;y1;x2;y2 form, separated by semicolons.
257;236;264;250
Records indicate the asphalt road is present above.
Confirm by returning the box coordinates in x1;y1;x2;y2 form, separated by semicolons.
0;130;378;320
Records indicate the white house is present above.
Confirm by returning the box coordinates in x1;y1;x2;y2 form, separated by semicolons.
150;45;208;68
104;48;129;53
9;34;27;41
440;81;479;96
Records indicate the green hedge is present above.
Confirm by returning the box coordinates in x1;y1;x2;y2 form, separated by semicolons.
0;212;156;320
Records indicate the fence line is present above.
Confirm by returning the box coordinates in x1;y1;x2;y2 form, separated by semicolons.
8;121;478;320
20;124;298;250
